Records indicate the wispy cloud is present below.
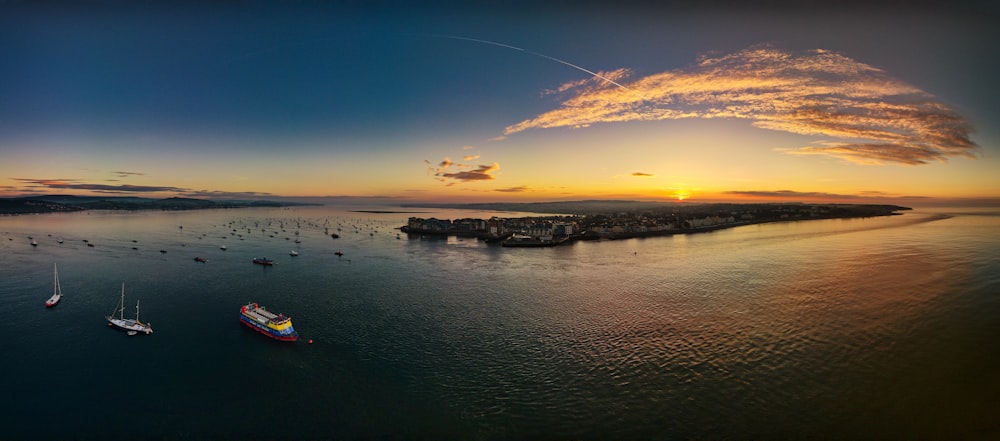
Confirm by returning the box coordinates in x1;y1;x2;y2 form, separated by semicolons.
13;178;185;194
179;190;273;199
505;45;978;165
495;186;529;193
723;189;926;200
632;172;654;177
463;155;480;161
112;171;145;178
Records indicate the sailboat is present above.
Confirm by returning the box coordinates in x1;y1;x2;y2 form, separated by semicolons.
106;283;153;335
45;263;63;308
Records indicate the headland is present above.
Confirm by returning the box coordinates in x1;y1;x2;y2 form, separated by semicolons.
400;201;912;246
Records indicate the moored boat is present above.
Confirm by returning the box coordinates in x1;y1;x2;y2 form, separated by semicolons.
106;283;152;335
194;256;207;262
45;263;63;308
239;302;299;341
252;257;274;265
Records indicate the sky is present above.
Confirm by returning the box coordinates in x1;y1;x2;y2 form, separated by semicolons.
2;1;999;206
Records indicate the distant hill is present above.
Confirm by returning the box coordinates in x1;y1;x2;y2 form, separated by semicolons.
0;198;85;214
0;195;316;215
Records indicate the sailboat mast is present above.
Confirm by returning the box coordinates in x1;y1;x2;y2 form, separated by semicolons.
53;263;59;295
136;299;140;323
120;283;126;319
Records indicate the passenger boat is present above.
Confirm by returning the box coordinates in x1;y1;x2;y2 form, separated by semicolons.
45;263;63;308
252;257;274;265
239;302;299;341
289;250;299;256
194;256;208;263
106;283;152;335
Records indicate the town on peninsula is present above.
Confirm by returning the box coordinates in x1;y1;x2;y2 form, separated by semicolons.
399;200;911;247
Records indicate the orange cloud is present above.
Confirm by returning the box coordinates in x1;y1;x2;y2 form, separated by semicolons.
439;163;500;182
505;45;978;165
426;158;500;185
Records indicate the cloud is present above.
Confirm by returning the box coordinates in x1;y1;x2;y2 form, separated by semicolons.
13;178;185;193
632;172;654;177
463;155;480;161
505;45;978;165
113;171;145;178
438;163;500;183
725;190;853;199
426;156;501;185
723;189;927;200
179;190;274;199
495;186;529;193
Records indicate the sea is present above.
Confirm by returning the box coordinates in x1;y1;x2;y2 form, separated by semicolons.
1;205;997;440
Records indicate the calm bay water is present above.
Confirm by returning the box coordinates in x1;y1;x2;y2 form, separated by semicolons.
1;206;998;440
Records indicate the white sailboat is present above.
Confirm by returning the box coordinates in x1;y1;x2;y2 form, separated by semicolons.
45;263;63;308
106;283;153;335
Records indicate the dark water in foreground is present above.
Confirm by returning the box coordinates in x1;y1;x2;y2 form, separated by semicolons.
1;206;998;440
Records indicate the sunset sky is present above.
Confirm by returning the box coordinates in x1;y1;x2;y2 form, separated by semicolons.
2;1;998;206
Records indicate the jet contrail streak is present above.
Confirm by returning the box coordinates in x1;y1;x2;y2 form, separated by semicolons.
439;35;644;99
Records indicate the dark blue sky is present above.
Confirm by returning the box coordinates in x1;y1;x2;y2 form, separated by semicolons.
2;1;998;202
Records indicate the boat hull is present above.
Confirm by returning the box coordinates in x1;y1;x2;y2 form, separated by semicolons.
240;315;299;341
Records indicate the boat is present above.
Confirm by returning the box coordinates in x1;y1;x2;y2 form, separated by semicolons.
220;245;227;250
45;263;63;308
106;283;152;335
289;250;299;256
31;240;38;247
239;302;299;341
194;256;207;263
334;251;344;257
500;234;568;248
252;257;274;265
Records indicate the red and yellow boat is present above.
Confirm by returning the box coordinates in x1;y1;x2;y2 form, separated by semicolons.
239;302;298;341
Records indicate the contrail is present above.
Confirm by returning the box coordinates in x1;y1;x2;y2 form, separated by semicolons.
438;35;644;99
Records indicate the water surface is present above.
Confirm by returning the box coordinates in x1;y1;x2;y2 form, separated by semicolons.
1;206;997;439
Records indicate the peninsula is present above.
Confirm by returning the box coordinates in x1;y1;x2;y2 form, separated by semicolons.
400;201;912;246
